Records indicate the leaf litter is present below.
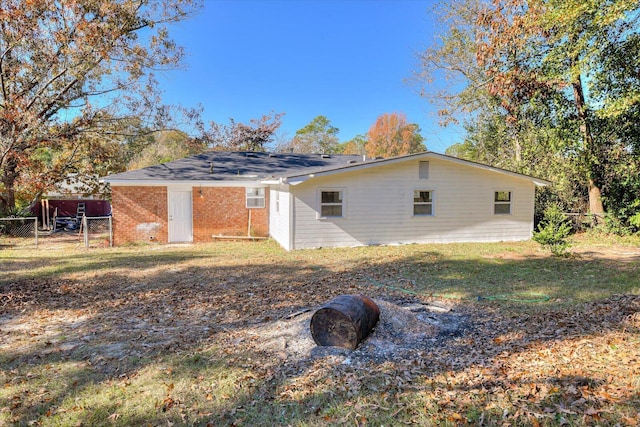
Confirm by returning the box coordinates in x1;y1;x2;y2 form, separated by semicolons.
0;247;639;425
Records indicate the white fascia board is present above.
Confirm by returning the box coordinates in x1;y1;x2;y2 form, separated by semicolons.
102;179;265;188
283;176;308;185
524;177;551;187
260;177;292;185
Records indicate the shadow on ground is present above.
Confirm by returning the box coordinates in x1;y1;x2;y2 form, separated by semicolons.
1;242;639;425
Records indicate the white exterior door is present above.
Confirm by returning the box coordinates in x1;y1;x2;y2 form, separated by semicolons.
168;190;193;243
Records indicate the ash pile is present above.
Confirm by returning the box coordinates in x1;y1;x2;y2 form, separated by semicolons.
240;297;470;366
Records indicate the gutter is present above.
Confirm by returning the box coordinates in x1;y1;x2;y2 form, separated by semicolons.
260;177;305;186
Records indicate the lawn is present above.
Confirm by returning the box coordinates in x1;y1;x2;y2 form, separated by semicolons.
1;234;639;426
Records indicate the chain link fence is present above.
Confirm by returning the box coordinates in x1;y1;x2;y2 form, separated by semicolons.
0;217;39;247
81;216;113;248
0;216;112;250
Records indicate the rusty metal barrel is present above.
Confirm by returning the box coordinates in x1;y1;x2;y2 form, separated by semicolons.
310;294;380;350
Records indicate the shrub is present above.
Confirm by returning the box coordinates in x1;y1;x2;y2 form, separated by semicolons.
597;213;633;236
630;212;640;231
533;204;572;256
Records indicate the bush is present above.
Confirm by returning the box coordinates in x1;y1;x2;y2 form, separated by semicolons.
597;213;633;236
533;204;572;256
0;205;31;218
630;212;640;230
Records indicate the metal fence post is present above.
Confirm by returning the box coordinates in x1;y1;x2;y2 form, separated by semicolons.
83;215;89;248
109;216;113;247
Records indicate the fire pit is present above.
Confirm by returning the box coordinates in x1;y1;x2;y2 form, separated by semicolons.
310;294;380;350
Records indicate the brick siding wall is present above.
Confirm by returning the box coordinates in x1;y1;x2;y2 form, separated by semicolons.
111;186;168;245
111;185;269;245
193;187;269;241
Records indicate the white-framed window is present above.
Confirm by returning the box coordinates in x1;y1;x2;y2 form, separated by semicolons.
246;187;265;208
419;161;430;179
494;191;512;215
319;189;344;218
274;190;280;213
413;190;434;216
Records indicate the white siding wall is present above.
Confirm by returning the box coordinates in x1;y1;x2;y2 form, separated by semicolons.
268;186;292;250
289;158;536;249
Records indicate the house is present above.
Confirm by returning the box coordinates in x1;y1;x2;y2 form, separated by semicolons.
102;151;550;250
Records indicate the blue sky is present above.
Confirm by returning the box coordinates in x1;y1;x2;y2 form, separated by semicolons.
159;0;464;153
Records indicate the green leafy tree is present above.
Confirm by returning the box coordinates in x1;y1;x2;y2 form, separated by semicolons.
286;115;340;154
532;0;639;218
339;134;368;155
0;0;200;212
416;0;640;226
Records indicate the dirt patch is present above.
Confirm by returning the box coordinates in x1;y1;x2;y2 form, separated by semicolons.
572;247;640;263
235;299;468;365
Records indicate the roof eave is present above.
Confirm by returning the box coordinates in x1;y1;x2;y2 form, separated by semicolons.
101;179;265;187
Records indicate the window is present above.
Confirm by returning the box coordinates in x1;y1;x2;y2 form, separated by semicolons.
246;187;265;208
274;191;280;213
419;161;430;179
320;190;343;218
494;191;511;215
413;190;433;216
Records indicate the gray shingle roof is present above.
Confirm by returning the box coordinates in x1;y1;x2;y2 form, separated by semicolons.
103;150;551;187
103;151;367;182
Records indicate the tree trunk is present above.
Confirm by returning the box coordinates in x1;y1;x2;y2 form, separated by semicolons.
0;157;18;214
571;70;605;220
588;179;604;220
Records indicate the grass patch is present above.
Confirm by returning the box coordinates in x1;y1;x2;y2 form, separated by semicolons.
1;234;639;426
